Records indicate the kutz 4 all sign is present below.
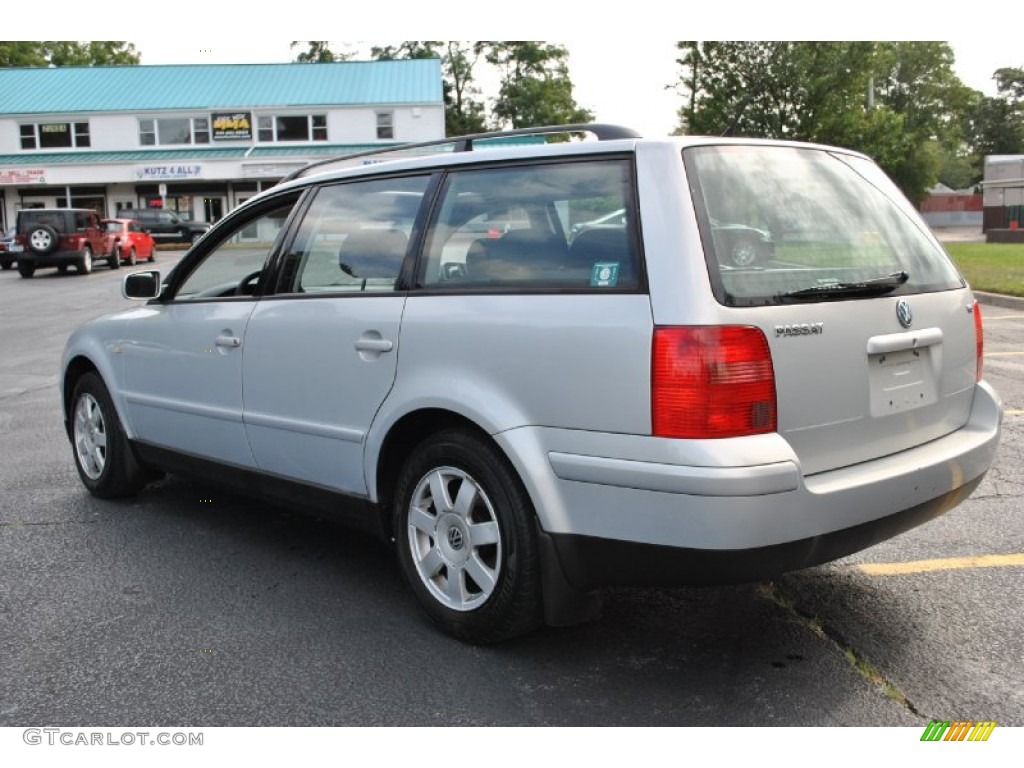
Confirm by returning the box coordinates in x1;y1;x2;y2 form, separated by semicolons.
920;720;997;741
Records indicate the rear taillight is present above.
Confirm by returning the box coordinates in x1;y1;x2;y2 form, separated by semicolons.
652;326;777;439
974;300;984;382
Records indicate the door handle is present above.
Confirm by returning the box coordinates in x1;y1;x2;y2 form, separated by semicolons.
354;338;394;353
215;335;241;348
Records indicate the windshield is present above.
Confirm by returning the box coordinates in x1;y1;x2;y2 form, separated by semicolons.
683;145;963;306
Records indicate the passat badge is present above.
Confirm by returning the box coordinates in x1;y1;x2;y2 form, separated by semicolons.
896;299;913;328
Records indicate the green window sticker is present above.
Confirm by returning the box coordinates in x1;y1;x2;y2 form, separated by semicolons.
590;262;620;288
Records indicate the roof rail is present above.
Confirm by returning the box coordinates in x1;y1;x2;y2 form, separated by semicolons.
280;123;642;183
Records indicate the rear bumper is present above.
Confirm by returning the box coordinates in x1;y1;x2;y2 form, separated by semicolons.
497;381;1002;587
547;474;984;588
18;249;101;267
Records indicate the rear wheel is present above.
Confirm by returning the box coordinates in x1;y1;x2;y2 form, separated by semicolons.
71;372;151;497
77;246;93;275
18;261;35;278
28;225;58;255
393;429;542;643
127;246;137;266
0;261;11;271
729;236;766;267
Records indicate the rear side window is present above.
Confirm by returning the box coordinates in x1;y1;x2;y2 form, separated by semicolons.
684;146;963;306
419;158;640;291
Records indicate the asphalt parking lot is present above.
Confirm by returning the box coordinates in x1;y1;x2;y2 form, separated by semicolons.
0;254;1021;726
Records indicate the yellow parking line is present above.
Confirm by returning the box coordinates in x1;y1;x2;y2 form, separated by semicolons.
1005;409;1024;416
859;553;1024;576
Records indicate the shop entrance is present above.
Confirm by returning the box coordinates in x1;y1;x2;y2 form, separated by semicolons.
203;197;224;224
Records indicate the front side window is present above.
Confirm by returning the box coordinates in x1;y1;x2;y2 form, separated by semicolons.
420;158;640;291
276;175;429;294
684;145;963;305
173;197;299;301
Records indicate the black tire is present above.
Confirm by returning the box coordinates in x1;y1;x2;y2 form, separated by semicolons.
0;261;12;270
109;248;121;270
127;246;137;266
393;429;543;643
77;245;93;275
57;265;68;274
188;230;203;246
27;225;59;255
18;261;35;278
70;372;151;498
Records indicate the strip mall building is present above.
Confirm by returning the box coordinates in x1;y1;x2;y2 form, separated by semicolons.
0;60;444;231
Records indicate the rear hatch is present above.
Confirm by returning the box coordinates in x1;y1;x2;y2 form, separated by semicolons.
684;144;978;476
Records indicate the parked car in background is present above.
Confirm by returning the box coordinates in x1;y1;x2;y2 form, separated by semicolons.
103;219;155;266
117;208;210;245
61;125;1002;643
14;208;115;277
0;227;16;270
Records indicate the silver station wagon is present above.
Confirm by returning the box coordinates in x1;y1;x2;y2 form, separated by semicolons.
62;125;1002;642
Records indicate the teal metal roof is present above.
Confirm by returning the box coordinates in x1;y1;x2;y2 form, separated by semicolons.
0;60;443;115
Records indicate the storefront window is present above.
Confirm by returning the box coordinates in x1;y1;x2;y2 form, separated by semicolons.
20;121;91;150
138;117;212;146
256;114;328;142
376;111;394;140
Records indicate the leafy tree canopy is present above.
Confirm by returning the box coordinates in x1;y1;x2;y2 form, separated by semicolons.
476;42;593;130
290;42;352;63
0;41;139;67
674;41;974;204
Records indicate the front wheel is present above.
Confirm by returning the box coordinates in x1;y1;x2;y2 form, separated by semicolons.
71;372;151;498
393;429;542;643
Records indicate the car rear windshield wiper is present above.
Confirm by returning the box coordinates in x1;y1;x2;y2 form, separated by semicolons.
779;271;909;300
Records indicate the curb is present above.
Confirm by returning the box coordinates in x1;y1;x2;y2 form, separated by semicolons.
974;291;1024;311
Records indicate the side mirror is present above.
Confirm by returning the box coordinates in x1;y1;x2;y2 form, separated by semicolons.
122;270;162;300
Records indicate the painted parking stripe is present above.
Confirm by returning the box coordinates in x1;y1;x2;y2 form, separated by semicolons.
982;314;1024;321
858;553;1024;576
1004;409;1024;416
985;351;1024;357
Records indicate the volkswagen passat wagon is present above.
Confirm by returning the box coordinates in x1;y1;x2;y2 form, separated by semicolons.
61;124;1002;642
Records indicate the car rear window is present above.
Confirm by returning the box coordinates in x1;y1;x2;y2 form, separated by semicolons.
19;211;65;231
683;145;963;306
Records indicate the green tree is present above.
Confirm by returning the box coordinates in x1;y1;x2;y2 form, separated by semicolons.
673;41;974;205
994;67;1024;99
476;41;593;130
290;42;352;63
370;41;487;136
0;41;139;67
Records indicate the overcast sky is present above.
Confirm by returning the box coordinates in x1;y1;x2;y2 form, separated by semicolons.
23;2;1024;139
133;37;1022;139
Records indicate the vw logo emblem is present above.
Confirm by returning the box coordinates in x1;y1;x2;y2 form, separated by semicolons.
447;527;465;551
896;299;913;329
